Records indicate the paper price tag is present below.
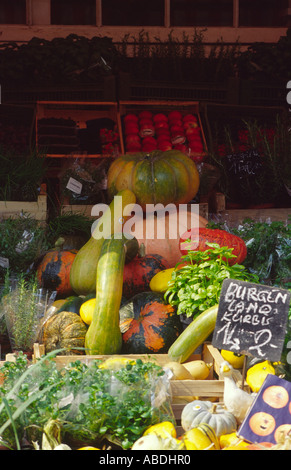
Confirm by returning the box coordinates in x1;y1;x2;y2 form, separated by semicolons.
0;256;9;269
66;177;83;195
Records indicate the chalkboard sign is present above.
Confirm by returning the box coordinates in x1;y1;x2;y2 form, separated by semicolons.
212;279;290;362
226;149;262;179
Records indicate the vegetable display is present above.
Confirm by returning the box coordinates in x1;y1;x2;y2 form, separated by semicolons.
0;354;172;450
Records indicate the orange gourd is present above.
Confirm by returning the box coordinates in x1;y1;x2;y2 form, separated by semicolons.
36;248;77;296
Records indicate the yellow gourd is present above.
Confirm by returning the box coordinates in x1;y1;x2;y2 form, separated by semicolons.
221;350;245;369
78;447;100;450
79;298;95;325
99;356;136;370
131;433;184;450
149;268;175;293
164;361;193;380
183;360;212;380
181;423;220;450
219;432;249;449
143;421;177;439
246;360;275;393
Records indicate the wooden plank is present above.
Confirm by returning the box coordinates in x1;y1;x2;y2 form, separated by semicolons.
0;194;47;221
170;379;224;398
220;207;290;224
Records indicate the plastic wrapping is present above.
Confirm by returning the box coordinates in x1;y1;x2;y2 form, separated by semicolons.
59;158;107;204
0;354;175;450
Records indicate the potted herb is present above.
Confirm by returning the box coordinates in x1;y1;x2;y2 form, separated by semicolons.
207;116;291;207
1;275;56;356
0;147;47;202
0;214;49;283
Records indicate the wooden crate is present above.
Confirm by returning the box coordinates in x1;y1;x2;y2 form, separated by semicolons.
1;342;245;437
44;342;247;425
219;207;291;225
0;194;47;222
36;101;122;159
118;100;208;161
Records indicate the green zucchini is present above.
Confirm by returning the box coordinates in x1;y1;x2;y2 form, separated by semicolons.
85;235;135;355
168;305;218;363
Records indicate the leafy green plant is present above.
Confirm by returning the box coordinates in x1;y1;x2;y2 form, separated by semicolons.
164;243;258;319
46;212;92;243
0;353;171;450
0;147;47;202
232;218;291;288
0;214;49;281
1;274;55;353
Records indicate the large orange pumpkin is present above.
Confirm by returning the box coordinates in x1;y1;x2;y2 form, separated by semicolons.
107;150;200;209
179;227;247;265
126;207;208;268
36;249;77;297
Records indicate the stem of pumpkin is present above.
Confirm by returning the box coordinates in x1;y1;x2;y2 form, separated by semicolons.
139;242;146;258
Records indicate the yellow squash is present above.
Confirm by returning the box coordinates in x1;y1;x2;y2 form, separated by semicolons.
183;360;212;380
181;423;220;450
164;361;193;380
246;360;275;393
221;350;245;369
149;268;175;293
79;298;95;325
143;421;177;439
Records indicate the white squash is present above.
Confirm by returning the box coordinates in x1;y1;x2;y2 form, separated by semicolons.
181;400;237;437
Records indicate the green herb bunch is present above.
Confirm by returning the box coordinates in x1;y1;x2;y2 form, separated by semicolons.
0;354;171;450
1;274;50;352
164;243;258;319
232;218;291;288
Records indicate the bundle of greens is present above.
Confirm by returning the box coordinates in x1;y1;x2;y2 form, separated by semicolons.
0;353;172;450
164;243;258;319
232;218;291;288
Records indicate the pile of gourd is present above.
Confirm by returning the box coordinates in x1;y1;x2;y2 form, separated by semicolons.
35;149;250;359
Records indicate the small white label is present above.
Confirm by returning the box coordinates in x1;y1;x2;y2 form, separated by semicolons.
15;230;34;253
66;177;83;194
0;256;9;268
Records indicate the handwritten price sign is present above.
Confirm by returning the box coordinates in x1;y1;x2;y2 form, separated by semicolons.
212;279;290;362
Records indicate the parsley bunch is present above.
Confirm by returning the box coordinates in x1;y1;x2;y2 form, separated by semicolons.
164;243;258;319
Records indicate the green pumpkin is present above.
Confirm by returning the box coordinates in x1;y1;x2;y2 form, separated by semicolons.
107;150;200;209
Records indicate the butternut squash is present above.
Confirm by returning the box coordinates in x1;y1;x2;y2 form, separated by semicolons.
85;235;136;355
